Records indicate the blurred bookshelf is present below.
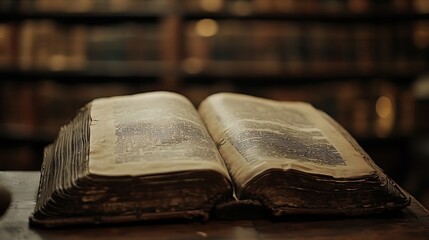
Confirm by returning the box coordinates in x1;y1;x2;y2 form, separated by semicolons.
1;0;429;205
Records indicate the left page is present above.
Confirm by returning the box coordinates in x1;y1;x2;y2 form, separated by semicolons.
88;91;230;178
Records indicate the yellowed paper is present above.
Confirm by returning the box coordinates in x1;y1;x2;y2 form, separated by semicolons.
88;92;229;178
199;93;374;186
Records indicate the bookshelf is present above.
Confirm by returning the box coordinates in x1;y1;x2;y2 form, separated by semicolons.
0;0;428;177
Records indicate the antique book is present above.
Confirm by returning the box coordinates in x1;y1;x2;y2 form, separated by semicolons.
29;92;410;227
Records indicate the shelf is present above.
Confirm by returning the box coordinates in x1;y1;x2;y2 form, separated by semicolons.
181;61;428;85
356;136;411;146
0;62;164;83
183;12;429;23
0;12;164;23
2;11;428;24
0;61;428;84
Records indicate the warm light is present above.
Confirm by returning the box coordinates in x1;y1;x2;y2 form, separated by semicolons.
195;19;219;37
200;0;223;12
375;96;392;119
375;95;394;137
413;75;429;99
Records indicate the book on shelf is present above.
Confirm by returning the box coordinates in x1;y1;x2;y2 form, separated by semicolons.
184;19;427;75
17;20;161;72
0;24;13;68
29;91;410;227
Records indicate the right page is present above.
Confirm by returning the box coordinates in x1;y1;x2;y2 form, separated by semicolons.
199;93;409;216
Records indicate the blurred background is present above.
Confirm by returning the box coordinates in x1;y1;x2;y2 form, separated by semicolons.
0;0;428;207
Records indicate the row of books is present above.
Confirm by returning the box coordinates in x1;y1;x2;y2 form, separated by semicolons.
0;21;162;72
1;0;173;13
185;0;429;14
183;20;429;75
1;20;428;75
2;0;428;14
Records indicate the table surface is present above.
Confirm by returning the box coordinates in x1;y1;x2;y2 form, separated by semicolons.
0;171;429;240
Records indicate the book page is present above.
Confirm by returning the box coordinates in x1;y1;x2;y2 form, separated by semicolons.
88;92;230;178
199;93;374;187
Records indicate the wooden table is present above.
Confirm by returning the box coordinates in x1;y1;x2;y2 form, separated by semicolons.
1;171;428;239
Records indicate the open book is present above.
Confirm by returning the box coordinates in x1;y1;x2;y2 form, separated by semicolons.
29;92;410;227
